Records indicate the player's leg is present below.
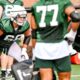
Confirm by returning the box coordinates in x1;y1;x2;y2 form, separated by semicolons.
55;56;71;80
6;55;14;77
0;53;8;78
35;58;54;80
40;68;53;80
58;72;71;80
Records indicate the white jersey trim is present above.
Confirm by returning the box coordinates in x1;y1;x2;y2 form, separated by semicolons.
33;40;71;60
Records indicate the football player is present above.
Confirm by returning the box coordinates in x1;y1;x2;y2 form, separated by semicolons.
0;5;31;78
0;0;23;78
30;0;80;80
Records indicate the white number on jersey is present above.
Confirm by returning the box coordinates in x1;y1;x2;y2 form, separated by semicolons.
4;34;24;41
36;5;59;27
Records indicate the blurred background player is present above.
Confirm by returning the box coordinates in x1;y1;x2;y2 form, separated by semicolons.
0;0;23;79
0;5;31;79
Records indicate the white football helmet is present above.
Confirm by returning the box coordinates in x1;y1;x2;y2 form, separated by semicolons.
5;5;27;25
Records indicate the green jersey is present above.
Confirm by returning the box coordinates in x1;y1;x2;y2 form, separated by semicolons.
32;0;72;43
0;0;23;19
0;18;30;44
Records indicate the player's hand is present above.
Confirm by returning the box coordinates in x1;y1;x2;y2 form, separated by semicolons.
64;33;75;42
64;29;77;45
21;48;29;60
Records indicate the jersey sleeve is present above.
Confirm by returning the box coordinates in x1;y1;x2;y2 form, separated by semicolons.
21;21;30;32
64;0;73;9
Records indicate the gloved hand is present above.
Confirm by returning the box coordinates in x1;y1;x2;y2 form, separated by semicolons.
64;29;77;45
21;48;29;60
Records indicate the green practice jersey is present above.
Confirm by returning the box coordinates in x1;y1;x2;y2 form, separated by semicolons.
0;0;23;19
1;18;29;34
0;18;30;43
32;0;72;43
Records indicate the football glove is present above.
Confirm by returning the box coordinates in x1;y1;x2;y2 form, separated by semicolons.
64;29;77;45
21;48;29;61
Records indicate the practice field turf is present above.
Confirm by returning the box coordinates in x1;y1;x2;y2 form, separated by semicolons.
71;64;80;80
0;64;80;80
55;64;80;80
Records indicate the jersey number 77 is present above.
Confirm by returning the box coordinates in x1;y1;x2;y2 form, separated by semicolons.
36;4;59;28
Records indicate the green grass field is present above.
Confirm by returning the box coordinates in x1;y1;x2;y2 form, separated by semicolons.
55;64;80;80
71;64;80;80
0;64;80;80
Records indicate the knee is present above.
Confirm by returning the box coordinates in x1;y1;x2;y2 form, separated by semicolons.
58;72;71;80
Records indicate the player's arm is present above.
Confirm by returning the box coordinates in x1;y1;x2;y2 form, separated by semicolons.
65;5;80;31
64;6;80;43
65;6;80;31
21;27;31;60
31;15;37;48
23;27;31;48
65;6;80;23
25;6;37;48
